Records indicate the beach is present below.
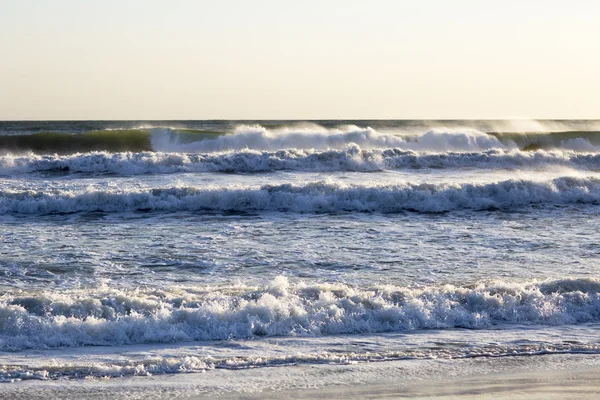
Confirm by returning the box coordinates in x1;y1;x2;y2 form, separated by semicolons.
1;353;599;399
3;0;599;397
1;120;600;397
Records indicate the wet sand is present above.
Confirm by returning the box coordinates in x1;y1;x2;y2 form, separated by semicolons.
2;353;600;399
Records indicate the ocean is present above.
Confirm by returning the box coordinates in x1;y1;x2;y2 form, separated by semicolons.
1;120;600;389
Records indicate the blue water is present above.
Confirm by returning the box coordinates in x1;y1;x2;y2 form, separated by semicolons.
1;120;600;381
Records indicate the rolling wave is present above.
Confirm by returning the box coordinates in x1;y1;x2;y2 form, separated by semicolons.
1;176;600;215
2;277;600;351
3;147;600;176
490;130;600;151
151;125;506;153
2;124;600;154
0;130;153;154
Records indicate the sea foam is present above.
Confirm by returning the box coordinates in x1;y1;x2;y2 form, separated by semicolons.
1;176;600;214
151;125;507;153
1;147;600;176
2;277;600;351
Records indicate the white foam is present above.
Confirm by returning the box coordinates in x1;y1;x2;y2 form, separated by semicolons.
1;176;600;214
1;277;600;351
2;148;600;177
151;125;507;153
2;340;600;382
561;138;600;152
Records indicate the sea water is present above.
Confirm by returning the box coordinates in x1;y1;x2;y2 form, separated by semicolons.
1;120;600;384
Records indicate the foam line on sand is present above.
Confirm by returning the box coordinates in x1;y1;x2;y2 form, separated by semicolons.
1;353;600;399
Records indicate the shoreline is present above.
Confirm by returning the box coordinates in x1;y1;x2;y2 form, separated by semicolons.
1;353;600;399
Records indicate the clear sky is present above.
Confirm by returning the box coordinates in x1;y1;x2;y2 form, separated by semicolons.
1;0;599;120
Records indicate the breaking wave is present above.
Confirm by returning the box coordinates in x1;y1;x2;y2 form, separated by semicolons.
1;176;600;215
151;125;506;153
2;277;600;351
4;147;600;176
3;123;600;155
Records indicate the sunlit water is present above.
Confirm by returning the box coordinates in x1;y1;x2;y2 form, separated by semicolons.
1;120;600;382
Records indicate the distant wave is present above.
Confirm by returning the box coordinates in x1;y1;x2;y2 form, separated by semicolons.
1;176;600;215
157;125;600;153
4;147;600;176
151;125;506;153
2;124;600;154
0;129;153;154
2;276;600;352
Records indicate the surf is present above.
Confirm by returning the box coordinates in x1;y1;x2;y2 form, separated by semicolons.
2;176;600;215
2;122;600;154
2;277;600;351
5;147;600;176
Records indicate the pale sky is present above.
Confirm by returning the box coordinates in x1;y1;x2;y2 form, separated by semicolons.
1;0;599;120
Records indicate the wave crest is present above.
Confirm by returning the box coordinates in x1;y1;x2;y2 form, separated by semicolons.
2;277;600;350
4;124;600;154
1;176;600;215
3;147;600;176
152;125;506;153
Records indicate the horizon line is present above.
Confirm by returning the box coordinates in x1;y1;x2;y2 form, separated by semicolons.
2;118;600;122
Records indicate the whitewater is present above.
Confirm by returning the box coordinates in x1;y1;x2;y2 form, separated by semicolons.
2;120;600;392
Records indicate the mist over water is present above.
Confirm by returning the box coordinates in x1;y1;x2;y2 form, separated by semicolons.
2;119;600;154
2;120;600;382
